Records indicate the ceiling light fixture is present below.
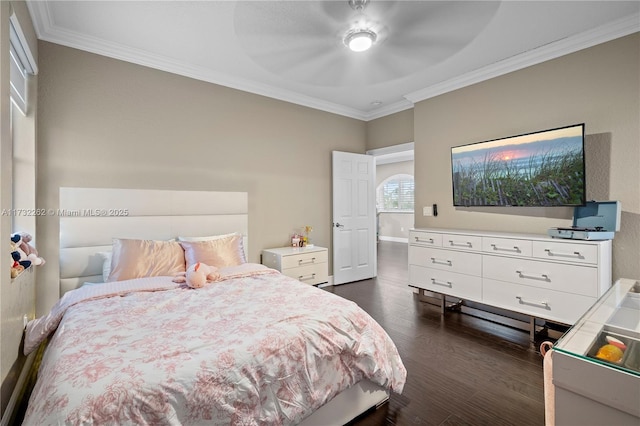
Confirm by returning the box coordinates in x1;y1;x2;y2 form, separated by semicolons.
344;0;377;53
344;28;377;52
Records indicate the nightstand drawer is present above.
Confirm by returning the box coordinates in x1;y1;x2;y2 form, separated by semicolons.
282;263;328;285
262;246;329;285
280;250;328;269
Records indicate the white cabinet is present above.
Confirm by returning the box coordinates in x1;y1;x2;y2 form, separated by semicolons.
261;246;328;285
409;228;612;326
552;278;639;425
408;245;482;300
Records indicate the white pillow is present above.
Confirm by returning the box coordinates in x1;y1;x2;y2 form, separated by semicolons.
179;234;246;269
97;251;112;282
177;232;239;242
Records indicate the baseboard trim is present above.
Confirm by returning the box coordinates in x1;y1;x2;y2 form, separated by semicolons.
378;236;408;243
317;275;334;288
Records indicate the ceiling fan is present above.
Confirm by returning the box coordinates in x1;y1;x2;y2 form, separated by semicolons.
233;1;501;87
343;0;377;52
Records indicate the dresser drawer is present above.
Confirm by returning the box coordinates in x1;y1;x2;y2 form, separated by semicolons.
442;234;482;251
280;249;328;269
483;278;597;324
409;265;482;301
409;246;481;276
409;230;442;247
532;240;598;265
483;255;598;297
282;263;328;285
482;237;532;257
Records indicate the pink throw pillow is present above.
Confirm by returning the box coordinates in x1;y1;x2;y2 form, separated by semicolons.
108;238;185;282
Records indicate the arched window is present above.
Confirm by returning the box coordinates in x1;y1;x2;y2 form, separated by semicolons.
377;174;414;212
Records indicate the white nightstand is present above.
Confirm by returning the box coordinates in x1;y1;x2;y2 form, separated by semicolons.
261;246;328;285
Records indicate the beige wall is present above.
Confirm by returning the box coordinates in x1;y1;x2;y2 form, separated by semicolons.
0;0;12;400
1;0;38;413
366;108;414;149
376;160;414;187
35;42;366;315
412;33;640;281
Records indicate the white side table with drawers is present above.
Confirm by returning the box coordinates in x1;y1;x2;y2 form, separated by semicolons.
261;246;328;285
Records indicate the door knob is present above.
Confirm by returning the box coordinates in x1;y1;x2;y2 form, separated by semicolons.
335;222;345;228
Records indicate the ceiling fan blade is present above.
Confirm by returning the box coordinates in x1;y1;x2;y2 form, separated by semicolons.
233;1;501;87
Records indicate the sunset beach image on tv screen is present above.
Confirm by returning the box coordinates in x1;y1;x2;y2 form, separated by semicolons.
451;124;585;207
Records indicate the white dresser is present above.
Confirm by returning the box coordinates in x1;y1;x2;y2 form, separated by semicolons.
409;228;612;326
261;246;328;285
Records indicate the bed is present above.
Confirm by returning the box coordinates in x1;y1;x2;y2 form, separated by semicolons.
22;188;406;425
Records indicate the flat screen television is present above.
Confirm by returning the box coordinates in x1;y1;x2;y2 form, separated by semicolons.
451;123;586;207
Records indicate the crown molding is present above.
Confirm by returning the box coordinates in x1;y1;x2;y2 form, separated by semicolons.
27;1;639;121
362;99;415;121
26;1;369;120
25;0;51;39
405;13;640;105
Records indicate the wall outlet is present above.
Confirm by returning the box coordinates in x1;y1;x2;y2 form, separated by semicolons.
423;206;433;216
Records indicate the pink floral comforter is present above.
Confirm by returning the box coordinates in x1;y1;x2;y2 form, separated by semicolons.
23;264;406;425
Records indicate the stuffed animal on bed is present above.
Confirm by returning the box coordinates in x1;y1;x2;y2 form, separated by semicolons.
11;232;45;266
173;262;220;289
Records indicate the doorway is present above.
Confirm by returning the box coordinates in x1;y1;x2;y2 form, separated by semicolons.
331;143;414;285
369;143;415;244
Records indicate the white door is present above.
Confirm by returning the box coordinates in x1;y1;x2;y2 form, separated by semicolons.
332;151;376;285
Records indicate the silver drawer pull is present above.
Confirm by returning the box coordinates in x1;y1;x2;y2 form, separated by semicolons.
544;248;583;258
298;273;316;281
415;237;434;244
491;244;521;253
431;278;452;287
298;257;316;265
449;240;472;248
430;257;452;266
516;270;550;281
516;296;549;309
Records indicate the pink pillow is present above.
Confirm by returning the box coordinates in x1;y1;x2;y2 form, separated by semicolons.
108;238;186;282
180;234;246;269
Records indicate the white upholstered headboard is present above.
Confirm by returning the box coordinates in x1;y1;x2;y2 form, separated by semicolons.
59;188;248;295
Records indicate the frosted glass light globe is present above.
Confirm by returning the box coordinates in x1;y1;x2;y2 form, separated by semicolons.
345;29;376;52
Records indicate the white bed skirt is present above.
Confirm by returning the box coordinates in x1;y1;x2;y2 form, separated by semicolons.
300;379;389;425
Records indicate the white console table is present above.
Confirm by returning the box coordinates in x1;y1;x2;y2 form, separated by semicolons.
409;228;612;339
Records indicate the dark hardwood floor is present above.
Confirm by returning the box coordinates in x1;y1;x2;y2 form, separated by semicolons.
324;241;546;426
